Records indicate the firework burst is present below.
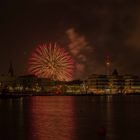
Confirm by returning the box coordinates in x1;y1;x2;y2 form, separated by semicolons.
28;43;74;81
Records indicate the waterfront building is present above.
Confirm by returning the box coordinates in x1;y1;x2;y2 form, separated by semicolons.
0;74;16;92
65;80;82;94
123;75;140;94
87;71;140;94
0;66;139;95
16;75;56;93
87;74;109;94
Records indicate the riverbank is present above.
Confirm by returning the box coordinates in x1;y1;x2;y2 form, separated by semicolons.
0;92;140;99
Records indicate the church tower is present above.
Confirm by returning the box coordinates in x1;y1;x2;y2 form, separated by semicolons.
8;62;14;77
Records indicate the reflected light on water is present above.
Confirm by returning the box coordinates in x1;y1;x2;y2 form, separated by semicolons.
27;96;76;140
0;98;25;140
1;96;140;140
106;95;115;139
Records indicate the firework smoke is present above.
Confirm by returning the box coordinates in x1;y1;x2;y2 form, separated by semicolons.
66;28;94;79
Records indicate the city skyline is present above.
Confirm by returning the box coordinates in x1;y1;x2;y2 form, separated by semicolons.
0;0;140;79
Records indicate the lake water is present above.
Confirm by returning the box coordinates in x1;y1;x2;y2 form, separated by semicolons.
0;95;140;140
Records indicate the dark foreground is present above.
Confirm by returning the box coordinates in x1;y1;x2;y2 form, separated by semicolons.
0;95;140;140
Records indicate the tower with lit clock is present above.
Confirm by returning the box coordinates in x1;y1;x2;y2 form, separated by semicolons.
105;56;111;75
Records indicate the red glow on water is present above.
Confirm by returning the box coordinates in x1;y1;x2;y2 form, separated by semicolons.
27;97;76;140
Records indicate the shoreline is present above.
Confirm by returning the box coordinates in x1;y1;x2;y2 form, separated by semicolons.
0;92;140;99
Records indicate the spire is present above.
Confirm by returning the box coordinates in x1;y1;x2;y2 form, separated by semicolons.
105;55;111;75
112;69;118;76
8;62;14;77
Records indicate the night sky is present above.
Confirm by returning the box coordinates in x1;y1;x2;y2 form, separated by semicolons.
0;0;140;79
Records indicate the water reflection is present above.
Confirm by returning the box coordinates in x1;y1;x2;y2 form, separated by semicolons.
1;96;140;140
27;96;76;140
74;96;108;140
0;98;25;140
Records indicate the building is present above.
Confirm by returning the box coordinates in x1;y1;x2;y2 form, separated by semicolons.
86;71;140;94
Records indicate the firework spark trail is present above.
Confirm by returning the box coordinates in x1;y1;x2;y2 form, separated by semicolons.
28;43;74;81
